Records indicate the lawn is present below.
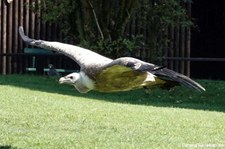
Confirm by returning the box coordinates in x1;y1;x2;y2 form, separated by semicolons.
0;75;225;148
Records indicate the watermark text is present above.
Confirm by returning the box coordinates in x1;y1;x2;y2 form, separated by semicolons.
182;143;224;148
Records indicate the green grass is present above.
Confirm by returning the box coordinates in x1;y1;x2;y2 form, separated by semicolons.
0;75;225;148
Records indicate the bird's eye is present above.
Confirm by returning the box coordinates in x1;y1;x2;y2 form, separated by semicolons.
69;76;74;79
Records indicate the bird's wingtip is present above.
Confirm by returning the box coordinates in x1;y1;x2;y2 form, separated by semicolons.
19;26;23;30
18;26;34;43
195;82;206;92
201;87;206;92
18;26;24;34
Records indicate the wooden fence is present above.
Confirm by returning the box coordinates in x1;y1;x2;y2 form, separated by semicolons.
0;0;79;75
0;0;192;76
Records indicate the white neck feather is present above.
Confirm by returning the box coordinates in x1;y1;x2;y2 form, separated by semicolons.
79;72;95;89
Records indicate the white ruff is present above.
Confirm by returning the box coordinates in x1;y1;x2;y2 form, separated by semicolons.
79;72;95;89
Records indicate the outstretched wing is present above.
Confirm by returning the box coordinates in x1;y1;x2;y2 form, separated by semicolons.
99;57;205;92
153;68;205;92
19;26;112;69
100;57;159;73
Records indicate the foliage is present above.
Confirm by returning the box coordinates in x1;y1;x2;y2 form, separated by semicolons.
137;0;193;61
32;0;192;59
81;35;143;58
0;75;225;148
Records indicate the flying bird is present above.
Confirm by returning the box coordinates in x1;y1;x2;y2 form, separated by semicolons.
19;26;205;93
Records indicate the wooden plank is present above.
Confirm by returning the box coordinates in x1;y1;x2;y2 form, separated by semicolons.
47;23;52;40
18;0;24;52
186;2;191;77
185;27;191;77
168;26;174;69
13;0;19;73
35;0;41;40
2;2;7;74
18;0;24;73
174;26;180;72
0;1;2;73
163;26;169;66
23;0;30;73
0;1;2;50
30;0;35;39
41;19;46;40
181;26;185;74
25;0;29;47
7;1;13;74
59;24;63;42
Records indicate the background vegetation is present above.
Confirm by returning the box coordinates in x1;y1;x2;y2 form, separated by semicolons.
32;0;192;59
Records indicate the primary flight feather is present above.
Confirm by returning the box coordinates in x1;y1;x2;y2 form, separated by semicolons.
19;26;205;93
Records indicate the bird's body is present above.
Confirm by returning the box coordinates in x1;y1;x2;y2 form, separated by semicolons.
47;64;60;76
19;26;205;93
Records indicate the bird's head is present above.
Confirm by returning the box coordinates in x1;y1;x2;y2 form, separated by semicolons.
48;64;54;69
59;73;80;85
59;72;94;93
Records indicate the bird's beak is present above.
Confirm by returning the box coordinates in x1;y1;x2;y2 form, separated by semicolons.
59;77;66;84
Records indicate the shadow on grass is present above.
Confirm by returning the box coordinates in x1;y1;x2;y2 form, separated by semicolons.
0;74;225;112
0;145;17;149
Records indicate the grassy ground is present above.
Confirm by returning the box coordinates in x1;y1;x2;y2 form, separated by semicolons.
0;75;225;148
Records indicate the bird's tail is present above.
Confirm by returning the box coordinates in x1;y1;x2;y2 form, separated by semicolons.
154;68;205;92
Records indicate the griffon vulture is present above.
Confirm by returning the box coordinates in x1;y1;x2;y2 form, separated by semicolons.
19;26;205;93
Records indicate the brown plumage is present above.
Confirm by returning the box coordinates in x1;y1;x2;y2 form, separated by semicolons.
19;26;205;93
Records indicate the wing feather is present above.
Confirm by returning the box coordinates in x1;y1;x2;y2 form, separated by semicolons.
19;26;112;69
100;57;156;72
100;57;205;92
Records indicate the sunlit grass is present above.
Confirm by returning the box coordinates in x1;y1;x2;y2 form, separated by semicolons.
0;75;225;148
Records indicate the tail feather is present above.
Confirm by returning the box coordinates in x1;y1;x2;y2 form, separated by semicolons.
154;68;205;92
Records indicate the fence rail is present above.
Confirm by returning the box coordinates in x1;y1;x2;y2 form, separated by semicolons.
163;57;225;62
0;53;79;74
